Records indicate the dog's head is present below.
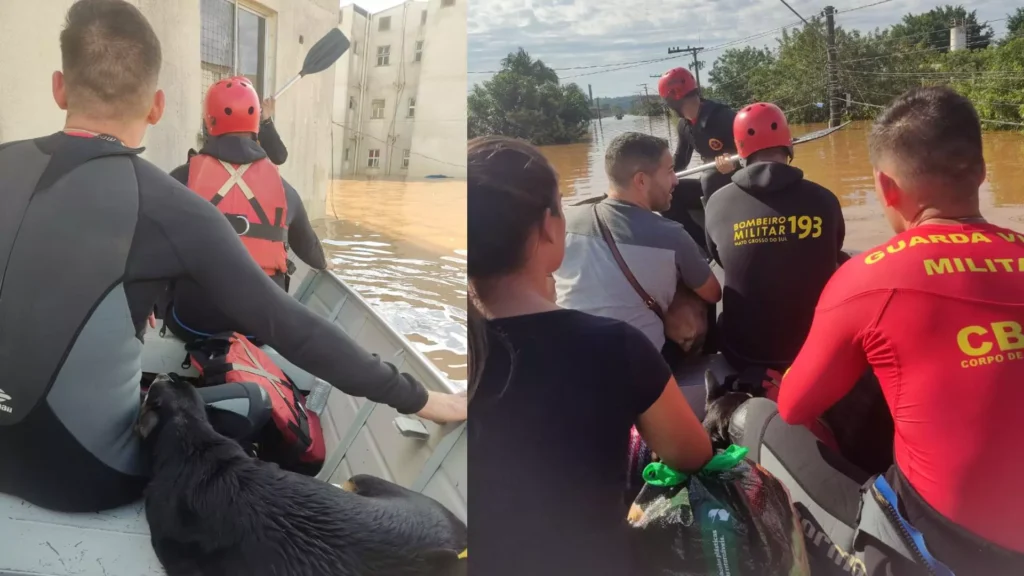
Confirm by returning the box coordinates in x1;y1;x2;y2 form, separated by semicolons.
136;373;208;440
703;369;769;451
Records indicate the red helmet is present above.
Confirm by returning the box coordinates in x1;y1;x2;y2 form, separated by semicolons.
657;68;698;101
734;102;793;159
204;76;261;136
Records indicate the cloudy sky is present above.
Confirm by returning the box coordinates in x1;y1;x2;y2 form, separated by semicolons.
468;0;1016;97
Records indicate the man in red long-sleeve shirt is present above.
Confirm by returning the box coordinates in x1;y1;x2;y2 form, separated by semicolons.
778;86;1024;574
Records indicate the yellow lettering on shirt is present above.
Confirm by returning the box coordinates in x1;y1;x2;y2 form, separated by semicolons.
957;321;1024;368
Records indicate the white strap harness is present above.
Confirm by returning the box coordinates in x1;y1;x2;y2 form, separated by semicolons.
215;160;257;201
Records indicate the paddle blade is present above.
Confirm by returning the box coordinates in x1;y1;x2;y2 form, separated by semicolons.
300;28;350;76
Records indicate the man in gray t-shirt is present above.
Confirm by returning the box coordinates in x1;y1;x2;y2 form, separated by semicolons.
555;132;722;351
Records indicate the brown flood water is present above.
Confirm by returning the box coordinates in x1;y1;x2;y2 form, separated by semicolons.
543;116;1024;249
313;179;467;389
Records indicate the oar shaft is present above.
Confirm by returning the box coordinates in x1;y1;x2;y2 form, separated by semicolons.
676;155;739;178
273;73;303;99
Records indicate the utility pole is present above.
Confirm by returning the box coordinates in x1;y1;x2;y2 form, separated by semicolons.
667;45;705;88
824;6;841;128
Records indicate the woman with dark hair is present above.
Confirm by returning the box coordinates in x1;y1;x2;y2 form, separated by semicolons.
468;136;712;576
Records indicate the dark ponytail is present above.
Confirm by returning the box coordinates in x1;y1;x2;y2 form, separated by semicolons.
467;136;561;398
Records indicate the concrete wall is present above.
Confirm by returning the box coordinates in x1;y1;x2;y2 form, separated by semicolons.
333;0;465;179
332;4;371;177
0;0;339;218
407;0;466;179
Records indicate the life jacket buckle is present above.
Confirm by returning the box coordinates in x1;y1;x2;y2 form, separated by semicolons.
226;214;251;236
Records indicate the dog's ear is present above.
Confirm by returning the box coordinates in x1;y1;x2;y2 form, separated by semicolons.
136;403;160;439
704;370;727;407
418;548;464;576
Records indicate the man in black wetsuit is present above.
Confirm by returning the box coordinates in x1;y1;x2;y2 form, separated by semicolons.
0;0;465;513
657;67;738;253
163;77;324;342
704;102;845;371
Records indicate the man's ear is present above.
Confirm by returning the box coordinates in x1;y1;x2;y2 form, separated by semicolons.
877;170;901;207
136;404;160;439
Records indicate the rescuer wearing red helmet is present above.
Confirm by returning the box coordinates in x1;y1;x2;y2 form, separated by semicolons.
164;76;327;343
704;102;845;372
657;67;739;254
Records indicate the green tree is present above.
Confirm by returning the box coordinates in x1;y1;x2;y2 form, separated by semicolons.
1006;7;1024;39
889;5;993;51
706;46;777;110
467;48;592;145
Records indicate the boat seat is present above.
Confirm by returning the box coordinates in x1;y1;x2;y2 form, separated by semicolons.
0;494;162;575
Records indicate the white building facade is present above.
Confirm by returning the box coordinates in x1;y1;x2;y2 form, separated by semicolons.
333;0;466;179
0;0;340;218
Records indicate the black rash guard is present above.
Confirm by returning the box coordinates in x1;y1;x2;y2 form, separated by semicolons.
258;119;288;165
705;162;845;369
0;133;426;512
167;135;325;338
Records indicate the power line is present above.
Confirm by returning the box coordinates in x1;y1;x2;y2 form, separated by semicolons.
778;0;812;26
840;83;1024;107
836;29;1018;64
468;18;808;76
848;99;1024;126
469;54;684;75
836;0;895;14
331;121;466;168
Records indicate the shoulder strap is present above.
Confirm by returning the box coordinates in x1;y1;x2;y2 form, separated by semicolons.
592;204;664;319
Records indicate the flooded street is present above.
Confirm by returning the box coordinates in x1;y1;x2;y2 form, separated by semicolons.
313;180;467;389
543;116;1024;249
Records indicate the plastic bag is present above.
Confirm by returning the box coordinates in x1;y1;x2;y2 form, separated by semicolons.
627;445;811;576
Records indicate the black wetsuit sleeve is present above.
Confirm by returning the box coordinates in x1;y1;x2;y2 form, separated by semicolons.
169;163;189;186
673;120;694;172
133;167;428;413
283;179;327;270
835;198;846;260
259;120;288;165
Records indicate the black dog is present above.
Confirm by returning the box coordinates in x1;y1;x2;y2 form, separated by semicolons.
702;368;769;450
137;374;467;576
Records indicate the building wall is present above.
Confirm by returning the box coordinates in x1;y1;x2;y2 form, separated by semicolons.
0;0;339;218
333;0;465;179
407;0;466;178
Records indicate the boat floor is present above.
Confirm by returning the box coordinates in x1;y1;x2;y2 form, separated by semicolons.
0;496;160;575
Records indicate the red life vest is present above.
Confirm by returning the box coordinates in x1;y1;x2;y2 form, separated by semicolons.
187;333;326;475
187;154;289;276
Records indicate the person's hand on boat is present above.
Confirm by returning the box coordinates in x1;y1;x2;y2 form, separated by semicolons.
714;154;736;175
261;98;276;121
416;390;468;424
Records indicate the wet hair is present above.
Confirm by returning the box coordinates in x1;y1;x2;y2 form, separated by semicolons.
60;0;162;119
868;86;984;190
466;136;561;399
604;132;670;190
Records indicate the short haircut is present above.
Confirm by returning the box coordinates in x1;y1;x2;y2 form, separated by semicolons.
868;86;984;188
60;0;162;119
604;132;670;189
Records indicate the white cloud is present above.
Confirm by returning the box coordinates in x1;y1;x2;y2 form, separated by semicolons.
469;0;1016;96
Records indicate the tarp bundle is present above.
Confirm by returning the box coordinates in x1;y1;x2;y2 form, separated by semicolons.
627;445;811;576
